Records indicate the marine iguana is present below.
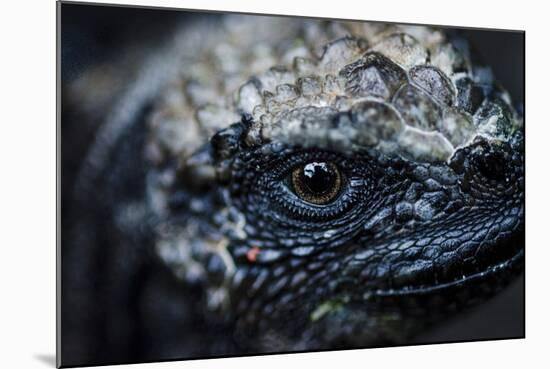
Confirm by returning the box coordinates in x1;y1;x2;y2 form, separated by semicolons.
61;14;524;365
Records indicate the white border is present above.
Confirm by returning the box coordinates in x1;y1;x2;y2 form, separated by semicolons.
2;0;549;368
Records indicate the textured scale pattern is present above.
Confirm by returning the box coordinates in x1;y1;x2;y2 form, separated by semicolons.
146;16;521;169
64;14;524;360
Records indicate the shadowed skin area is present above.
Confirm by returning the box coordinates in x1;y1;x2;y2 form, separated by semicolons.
62;15;524;364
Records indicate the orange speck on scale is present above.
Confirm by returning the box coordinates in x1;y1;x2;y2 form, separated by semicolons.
246;247;260;263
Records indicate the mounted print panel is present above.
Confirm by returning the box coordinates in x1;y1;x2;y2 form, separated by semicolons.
58;2;525;367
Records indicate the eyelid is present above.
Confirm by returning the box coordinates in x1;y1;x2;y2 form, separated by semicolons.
244;148;376;223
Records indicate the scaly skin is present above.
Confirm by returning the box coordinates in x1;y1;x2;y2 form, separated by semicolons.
62;15;524;363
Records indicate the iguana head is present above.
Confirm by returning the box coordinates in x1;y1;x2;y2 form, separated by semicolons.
146;16;524;350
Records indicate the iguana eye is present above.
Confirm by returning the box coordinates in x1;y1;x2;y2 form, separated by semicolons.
291;161;342;205
247;149;374;222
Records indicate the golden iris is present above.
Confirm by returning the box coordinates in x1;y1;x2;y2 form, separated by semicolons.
291;161;342;205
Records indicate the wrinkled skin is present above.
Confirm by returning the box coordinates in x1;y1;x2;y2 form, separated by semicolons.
62;14;524;365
